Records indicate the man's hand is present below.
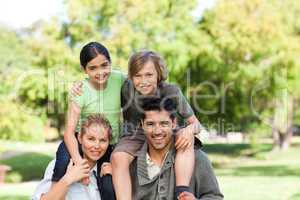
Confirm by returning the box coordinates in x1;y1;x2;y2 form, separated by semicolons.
70;81;83;96
178;191;196;200
175;126;194;150
100;162;112;177
62;159;90;186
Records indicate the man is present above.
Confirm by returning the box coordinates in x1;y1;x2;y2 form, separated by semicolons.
129;97;224;200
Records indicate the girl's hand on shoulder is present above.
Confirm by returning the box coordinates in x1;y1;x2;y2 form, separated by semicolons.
70;81;83;96
62;159;90;186
100;162;112;177
175;127;194;150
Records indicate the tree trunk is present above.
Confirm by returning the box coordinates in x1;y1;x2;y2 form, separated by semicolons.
272;93;294;151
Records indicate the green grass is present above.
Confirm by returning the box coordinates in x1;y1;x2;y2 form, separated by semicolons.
0;196;28;200
0;152;53;182
202;141;300;200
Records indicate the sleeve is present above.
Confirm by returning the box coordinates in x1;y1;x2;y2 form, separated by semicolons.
31;160;56;200
175;87;194;119
121;79;134;109
194;151;224;200
68;84;85;109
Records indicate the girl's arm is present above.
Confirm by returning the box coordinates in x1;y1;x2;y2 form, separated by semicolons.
41;160;90;200
64;101;82;164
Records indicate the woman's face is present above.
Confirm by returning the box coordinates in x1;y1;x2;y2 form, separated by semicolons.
78;124;110;163
132;61;158;95
84;54;111;88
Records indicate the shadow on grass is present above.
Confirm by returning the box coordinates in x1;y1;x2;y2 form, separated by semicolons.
219;165;300;177
202;143;273;157
0;195;28;200
0;152;53;182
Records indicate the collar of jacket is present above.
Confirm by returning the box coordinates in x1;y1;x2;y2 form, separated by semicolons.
135;140;176;186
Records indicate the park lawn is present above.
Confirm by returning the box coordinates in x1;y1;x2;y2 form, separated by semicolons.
0;139;299;200
203;141;300;200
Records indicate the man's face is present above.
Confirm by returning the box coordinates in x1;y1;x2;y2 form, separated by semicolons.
142;110;176;151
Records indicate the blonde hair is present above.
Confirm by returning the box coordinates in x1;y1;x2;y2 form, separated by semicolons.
128;50;168;83
80;114;112;140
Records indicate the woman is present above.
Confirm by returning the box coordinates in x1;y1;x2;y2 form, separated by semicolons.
32;114;116;200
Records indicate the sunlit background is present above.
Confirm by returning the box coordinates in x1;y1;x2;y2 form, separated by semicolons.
0;0;299;200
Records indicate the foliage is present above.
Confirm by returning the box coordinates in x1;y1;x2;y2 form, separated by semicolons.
176;0;300;148
0;101;44;142
0;0;300;147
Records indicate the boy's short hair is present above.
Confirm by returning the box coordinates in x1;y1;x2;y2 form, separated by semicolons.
140;97;177;121
128;50;168;83
80;114;112;140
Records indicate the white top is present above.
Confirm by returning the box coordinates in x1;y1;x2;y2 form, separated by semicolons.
31;159;101;200
146;152;169;180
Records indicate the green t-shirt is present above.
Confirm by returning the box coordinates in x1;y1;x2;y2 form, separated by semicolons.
70;70;125;144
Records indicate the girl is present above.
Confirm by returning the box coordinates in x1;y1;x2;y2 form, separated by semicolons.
52;42;125;185
32;114;116;200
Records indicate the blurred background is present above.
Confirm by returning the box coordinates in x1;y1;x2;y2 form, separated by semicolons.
0;0;299;199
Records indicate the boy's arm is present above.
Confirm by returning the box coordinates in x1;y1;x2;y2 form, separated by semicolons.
63;101;82;164
175;115;201;149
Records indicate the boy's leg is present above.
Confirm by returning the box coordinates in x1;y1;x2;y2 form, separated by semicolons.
52;141;71;182
175;139;195;197
111;151;134;200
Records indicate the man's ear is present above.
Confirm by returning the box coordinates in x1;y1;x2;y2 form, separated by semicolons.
141;119;144;129
172;118;177;129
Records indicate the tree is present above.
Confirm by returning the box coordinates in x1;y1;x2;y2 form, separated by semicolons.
180;0;300;149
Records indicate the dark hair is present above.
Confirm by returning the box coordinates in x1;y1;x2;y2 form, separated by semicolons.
140;97;177;120
80;114;112;140
80;42;111;69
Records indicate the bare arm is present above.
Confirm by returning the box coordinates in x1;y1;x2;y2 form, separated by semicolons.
40;181;69;200
63;101;82;164
41;160;90;200
175;115;201;149
185;115;201;135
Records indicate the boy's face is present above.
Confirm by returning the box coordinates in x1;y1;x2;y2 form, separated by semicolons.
142;110;176;151
85;54;111;87
132;61;158;95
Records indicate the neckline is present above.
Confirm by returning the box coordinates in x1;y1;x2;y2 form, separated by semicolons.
86;74;111;93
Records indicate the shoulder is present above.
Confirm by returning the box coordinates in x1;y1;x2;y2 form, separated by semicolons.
110;69;127;81
195;149;209;162
194;149;213;170
44;159;56;178
159;82;181;95
121;78;134;92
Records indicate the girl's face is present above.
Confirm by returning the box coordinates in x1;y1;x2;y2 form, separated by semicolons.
78;124;110;163
132;61;158;95
85;54;111;88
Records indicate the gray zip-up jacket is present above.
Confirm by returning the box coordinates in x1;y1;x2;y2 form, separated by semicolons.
130;142;224;200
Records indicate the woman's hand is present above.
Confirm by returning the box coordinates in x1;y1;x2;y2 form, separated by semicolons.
70;81;83;96
62;159;90;186
175;126;194;150
100;162;112;177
